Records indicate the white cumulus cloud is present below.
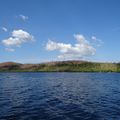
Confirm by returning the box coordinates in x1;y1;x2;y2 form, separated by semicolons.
2;29;34;51
46;34;96;59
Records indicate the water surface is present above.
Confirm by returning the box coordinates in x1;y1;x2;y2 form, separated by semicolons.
0;72;120;120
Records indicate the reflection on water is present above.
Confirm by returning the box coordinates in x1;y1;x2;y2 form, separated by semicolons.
0;73;120;120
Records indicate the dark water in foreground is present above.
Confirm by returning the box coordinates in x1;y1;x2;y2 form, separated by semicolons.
0;73;120;120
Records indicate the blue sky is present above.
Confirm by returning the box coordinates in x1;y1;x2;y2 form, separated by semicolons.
0;0;120;63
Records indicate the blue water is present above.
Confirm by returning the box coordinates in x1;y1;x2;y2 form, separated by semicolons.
0;73;120;120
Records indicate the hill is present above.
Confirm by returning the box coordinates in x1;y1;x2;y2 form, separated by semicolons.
0;61;120;72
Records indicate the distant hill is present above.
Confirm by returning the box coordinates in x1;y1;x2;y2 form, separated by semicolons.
0;61;120;72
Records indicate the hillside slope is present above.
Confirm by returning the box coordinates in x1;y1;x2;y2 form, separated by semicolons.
0;61;120;72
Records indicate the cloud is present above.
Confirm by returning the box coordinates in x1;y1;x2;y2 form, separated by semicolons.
2;27;8;32
91;36;103;47
91;36;97;40
46;34;96;59
19;15;28;21
5;48;15;52
2;29;34;51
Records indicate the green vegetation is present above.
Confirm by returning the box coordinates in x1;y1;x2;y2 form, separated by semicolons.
0;61;120;72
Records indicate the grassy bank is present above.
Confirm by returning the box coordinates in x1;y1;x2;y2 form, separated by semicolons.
0;61;120;72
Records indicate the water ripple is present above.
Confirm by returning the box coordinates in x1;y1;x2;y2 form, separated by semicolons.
0;72;120;120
